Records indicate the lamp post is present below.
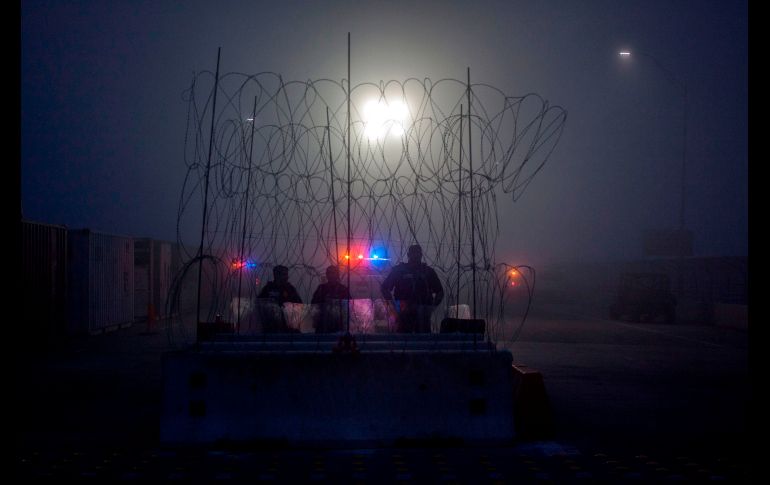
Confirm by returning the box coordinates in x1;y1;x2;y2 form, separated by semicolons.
619;50;688;299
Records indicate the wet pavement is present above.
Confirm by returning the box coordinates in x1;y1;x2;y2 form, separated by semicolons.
14;306;752;482
15;444;747;483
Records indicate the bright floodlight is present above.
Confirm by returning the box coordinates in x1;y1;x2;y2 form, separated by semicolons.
619;51;631;57
363;99;408;140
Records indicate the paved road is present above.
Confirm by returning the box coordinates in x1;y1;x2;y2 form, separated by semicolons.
504;308;750;460
14;306;751;482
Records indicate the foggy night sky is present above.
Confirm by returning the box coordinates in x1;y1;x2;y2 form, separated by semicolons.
21;0;748;267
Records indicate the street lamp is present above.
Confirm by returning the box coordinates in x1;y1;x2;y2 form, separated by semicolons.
619;50;689;298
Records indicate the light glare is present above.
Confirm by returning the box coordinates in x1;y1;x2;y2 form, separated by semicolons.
363;99;408;140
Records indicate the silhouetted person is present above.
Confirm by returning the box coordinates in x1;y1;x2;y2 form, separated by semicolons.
258;265;302;332
381;244;444;333
311;265;351;333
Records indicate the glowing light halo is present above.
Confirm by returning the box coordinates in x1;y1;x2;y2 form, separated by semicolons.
363;99;408;140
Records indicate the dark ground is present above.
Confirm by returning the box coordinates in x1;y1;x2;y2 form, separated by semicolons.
14;304;752;482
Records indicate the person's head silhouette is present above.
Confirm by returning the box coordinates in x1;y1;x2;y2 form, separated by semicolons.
407;244;423;265
273;265;289;284
326;265;340;283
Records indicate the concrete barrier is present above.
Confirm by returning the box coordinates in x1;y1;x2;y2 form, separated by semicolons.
161;335;514;446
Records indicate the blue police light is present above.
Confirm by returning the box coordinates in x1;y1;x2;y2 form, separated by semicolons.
365;247;390;262
232;258;258;270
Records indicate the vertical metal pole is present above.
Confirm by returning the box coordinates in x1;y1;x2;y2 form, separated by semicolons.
346;32;352;333
680;86;687;235
457;105;463;311
467;67;476;320
196;47;221;328
326;107;340;264
236;96;258;333
638;51;688;303
677;84;688;300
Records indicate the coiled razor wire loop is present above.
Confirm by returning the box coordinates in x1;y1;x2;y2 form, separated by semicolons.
169;72;566;348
